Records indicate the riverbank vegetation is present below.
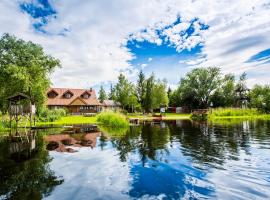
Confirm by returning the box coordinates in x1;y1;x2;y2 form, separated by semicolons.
208;108;270;120
1;34;270;125
96;111;129;128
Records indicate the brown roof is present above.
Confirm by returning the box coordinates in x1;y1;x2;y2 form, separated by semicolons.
47;88;101;106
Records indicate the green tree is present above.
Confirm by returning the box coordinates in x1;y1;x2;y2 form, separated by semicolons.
176;67;222;109
167;87;172;105
212;74;236;107
0;33;60;111
108;84;116;100
115;74;139;111
250;85;270;113
98;86;107;103
136;70;146;109
152;80;169;109
144;73;155;112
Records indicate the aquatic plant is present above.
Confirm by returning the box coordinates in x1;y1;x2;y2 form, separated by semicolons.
96;111;129;128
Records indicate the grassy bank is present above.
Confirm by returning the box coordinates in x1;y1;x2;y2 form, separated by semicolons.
37;115;97;125
127;113;191;120
37;112;191;126
208;108;270;120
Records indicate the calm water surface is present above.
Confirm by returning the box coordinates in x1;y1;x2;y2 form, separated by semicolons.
0;120;270;200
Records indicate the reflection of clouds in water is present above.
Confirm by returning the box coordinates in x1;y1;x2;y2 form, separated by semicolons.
128;146;215;199
44;147;131;200
207;143;270;200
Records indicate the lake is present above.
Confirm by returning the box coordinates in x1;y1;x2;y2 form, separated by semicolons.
0;120;270;200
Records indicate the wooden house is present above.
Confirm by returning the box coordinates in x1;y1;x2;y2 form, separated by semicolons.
102;100;121;111
47;88;102;114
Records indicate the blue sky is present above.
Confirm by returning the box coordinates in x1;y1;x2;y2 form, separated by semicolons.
1;0;270;91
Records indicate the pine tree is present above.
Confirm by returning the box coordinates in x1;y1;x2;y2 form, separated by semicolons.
98;86;107;103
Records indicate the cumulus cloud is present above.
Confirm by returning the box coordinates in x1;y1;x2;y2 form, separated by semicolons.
0;0;270;87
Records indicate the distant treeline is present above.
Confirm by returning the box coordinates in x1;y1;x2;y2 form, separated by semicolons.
100;67;270;113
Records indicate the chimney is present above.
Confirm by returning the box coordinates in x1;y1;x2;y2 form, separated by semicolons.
89;87;93;92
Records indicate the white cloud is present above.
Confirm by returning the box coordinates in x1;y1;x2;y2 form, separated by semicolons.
140;63;148;69
0;0;270;87
148;57;153;62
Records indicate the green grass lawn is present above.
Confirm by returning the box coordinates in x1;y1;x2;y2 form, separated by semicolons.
37;115;98;125
38;113;191;125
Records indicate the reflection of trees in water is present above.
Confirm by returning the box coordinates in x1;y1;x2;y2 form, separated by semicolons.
168;120;270;167
0;133;63;199
109;124;170;164
105;120;270;168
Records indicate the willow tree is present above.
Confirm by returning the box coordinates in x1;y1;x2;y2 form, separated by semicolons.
177;67;222;109
0;33;60;111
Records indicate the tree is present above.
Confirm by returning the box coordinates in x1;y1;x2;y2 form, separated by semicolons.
144;74;155;113
175;67;222;109
136;70;146;108
167;87;173;106
108;84;116;100
250;85;270;113
152;80;169;109
114;74;139;111
98;86;107;103
212;74;236;107
0;33;60;111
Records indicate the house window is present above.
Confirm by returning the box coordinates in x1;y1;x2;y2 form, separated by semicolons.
82;93;90;99
64;93;72;99
48;92;57;98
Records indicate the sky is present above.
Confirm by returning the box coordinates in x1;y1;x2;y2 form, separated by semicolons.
1;0;270;91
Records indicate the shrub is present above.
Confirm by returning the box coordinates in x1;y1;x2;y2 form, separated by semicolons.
37;107;67;122
96;111;129;128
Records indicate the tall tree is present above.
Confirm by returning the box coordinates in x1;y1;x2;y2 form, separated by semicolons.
108;84;116;100
167;87;172;106
152;80;169;109
136;70;146;108
98;86;107;103
114;73;138;111
144;73;155;113
0;33;60;111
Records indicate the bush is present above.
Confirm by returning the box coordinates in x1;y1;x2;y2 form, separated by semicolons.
96;111;129;128
37;107;67;122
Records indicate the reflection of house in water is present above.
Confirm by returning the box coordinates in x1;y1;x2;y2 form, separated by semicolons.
61;125;99;134
45;131;101;153
8;132;37;162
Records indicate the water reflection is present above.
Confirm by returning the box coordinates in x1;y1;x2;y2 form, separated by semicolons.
1;120;270;199
0;131;63;199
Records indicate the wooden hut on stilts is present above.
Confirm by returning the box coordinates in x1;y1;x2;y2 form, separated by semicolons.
7;93;36;134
